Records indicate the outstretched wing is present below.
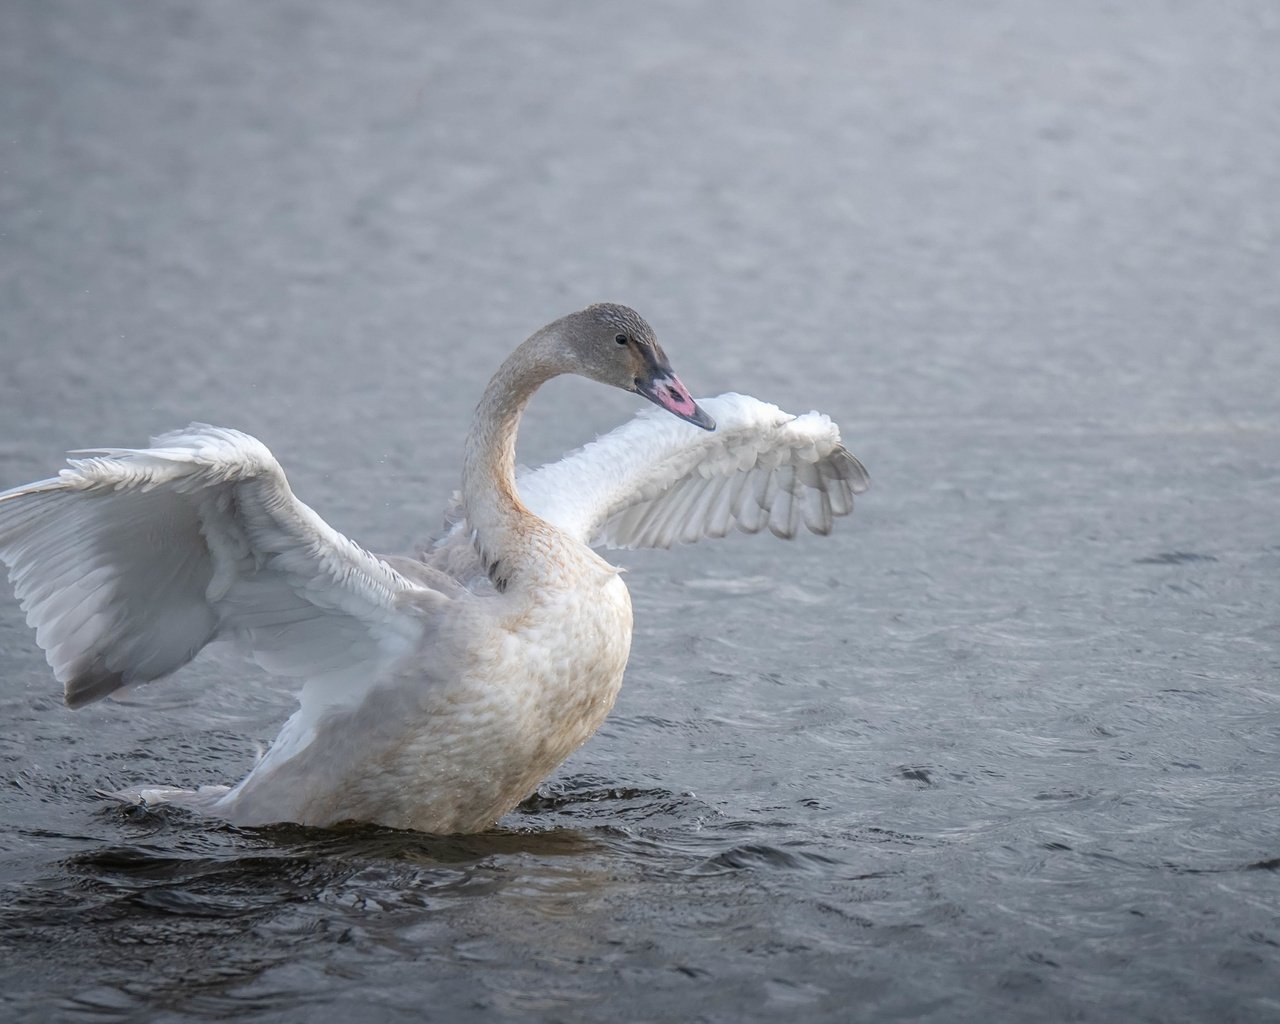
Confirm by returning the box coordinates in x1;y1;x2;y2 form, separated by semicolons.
0;425;438;708
517;393;868;549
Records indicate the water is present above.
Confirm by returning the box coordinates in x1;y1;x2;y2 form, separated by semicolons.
2;1;1279;1020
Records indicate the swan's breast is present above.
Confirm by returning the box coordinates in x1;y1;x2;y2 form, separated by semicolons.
496;567;632;749
420;566;628;822
381;568;634;831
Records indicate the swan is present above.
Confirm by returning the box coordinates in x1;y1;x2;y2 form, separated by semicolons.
0;304;868;833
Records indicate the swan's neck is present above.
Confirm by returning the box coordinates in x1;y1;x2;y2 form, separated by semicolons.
461;331;562;591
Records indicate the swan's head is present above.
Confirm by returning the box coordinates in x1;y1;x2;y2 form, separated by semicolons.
557;303;716;431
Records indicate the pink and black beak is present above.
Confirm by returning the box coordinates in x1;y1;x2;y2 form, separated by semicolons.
635;348;716;431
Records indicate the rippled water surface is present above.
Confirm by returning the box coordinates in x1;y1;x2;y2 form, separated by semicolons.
2;2;1279;1021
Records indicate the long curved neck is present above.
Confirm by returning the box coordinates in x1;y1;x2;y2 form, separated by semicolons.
461;330;562;590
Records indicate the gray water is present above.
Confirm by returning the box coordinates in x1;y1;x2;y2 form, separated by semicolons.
1;2;1278;1021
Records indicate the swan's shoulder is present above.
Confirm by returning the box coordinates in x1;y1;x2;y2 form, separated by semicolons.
0;424;449;708
516;393;868;549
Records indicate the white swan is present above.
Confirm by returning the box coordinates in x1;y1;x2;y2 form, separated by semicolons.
0;304;867;833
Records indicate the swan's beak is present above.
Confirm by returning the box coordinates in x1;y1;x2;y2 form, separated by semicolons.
636;371;716;431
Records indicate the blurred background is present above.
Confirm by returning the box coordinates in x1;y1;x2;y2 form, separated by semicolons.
1;2;1277;1021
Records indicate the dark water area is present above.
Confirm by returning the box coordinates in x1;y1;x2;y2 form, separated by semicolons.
1;2;1278;1021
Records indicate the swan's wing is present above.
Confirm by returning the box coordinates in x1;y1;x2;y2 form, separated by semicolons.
0;425;440;708
518;393;869;549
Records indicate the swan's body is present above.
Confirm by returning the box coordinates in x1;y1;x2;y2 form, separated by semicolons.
0;305;867;833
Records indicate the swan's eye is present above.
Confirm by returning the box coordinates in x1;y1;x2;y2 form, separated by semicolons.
615;334;628;346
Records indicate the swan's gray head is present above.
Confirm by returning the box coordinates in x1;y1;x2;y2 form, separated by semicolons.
554;303;715;431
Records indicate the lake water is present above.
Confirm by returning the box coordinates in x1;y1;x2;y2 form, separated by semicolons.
1;2;1278;1021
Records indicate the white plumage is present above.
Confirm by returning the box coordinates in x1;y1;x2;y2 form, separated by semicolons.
0;306;867;832
1;427;429;710
518;393;862;548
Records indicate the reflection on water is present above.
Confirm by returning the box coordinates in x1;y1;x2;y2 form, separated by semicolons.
1;783;920;1020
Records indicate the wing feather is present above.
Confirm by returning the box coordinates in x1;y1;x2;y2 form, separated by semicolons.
0;424;440;707
516;393;868;550
767;463;798;539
